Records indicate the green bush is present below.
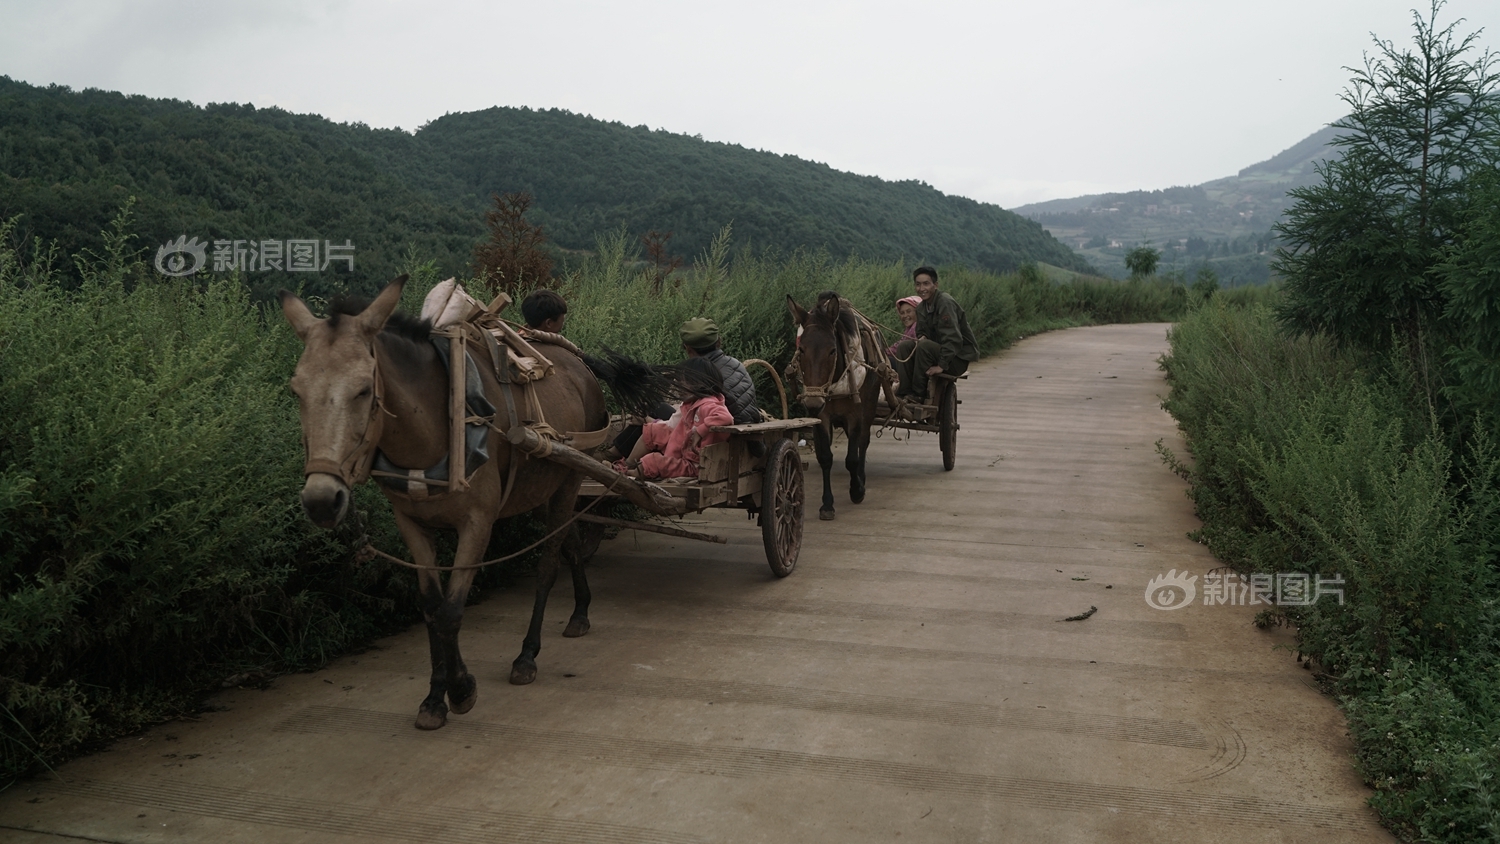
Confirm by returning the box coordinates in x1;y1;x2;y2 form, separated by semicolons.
0;214;421;784
1160;302;1500;841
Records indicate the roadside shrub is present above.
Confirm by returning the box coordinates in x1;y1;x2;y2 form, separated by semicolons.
1160;302;1500;841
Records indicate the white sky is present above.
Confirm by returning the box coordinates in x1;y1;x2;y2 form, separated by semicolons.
3;0;1496;208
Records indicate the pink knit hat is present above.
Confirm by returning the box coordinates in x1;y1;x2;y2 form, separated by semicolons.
896;296;922;309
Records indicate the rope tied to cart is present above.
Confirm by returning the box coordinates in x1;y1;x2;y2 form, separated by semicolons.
356;469;625;572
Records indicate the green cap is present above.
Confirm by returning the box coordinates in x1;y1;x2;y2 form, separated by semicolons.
680;317;720;351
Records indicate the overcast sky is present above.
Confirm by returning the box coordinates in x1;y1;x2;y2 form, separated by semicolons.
3;0;1496;208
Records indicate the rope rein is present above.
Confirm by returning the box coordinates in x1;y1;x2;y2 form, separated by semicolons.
358;471;624;571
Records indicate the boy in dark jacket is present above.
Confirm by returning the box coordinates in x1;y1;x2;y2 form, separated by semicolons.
679;317;762;425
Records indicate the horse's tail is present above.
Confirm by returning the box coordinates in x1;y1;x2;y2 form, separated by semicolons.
582;348;678;418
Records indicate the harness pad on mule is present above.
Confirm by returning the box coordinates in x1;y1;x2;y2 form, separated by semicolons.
370;340;493;499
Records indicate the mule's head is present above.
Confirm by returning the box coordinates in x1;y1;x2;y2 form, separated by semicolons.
787;291;846;412
279;276;407;528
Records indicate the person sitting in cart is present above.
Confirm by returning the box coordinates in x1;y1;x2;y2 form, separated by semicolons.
617;357;734;479
894;266;978;402
606;316;761;462
887;295;922;366
679;317;762;425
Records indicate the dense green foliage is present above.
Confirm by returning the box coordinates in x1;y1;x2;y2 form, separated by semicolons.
1274;2;1499;368
1435;169;1500;426
1161;302;1500;842
0;214;421;784
0;75;1091;305
416;107;1094;278
1161;10;1500;838
0;205;1176;785
0;78;477;299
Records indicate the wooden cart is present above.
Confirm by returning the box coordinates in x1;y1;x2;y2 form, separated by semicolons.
567;417;821;577
871;372;964;471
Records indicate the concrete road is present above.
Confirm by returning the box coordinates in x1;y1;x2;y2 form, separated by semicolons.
0;324;1393;843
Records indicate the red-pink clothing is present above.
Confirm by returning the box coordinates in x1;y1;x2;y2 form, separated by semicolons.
887;323;917;357
638;395;734;479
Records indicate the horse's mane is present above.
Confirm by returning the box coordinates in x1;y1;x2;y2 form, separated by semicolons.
810;290;857;338
327;295;434;345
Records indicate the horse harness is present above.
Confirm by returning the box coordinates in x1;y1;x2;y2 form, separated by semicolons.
788;303;896;410
307;319;607;512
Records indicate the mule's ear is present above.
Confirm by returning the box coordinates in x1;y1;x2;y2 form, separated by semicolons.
819;292;841;323
786;294;807;325
356;274;408;337
279;290;319;342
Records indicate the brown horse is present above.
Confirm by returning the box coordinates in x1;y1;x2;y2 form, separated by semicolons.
280;276;662;730
787;291;887;520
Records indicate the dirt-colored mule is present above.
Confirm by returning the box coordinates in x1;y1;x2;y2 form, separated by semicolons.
280;276;654;730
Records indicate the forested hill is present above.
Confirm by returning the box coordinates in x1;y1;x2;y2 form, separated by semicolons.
413;107;1093;276
0;77;1091;297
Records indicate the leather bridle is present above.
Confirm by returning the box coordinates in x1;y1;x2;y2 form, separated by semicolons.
301;353;387;488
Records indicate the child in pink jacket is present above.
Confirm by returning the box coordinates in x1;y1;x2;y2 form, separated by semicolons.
619;357;735;479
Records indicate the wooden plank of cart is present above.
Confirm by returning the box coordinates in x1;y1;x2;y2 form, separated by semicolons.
522;415;821;578
871;372;965;471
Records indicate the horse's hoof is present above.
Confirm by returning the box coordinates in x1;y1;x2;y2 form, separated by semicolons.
510;662;537;685
415;702;448;730
819;509;835;521
447;674;478;715
850;490;866;504
562;617;590;638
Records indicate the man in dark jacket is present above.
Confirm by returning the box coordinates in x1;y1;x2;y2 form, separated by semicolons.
894;266;979;401
680;317;762;425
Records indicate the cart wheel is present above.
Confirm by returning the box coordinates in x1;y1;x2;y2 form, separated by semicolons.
760;437;804;577
939;383;958;471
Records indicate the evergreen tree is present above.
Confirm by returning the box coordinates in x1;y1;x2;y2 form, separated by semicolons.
1274;1;1499;367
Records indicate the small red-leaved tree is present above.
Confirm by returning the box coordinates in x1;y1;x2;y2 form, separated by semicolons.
641;229;683;294
473;191;554;297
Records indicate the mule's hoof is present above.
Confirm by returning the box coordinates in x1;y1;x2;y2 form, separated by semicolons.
510;661;537;685
447;674;478;715
415;702;448;730
819;509;836;521
562;617;590;638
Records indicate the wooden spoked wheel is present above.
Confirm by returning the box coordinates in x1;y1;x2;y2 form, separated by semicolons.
938;384;958;471
760;437;804;577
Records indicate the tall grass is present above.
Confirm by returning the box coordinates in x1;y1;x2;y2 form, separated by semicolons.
0;213;1190;785
1160;301;1500;842
556;227;1190;378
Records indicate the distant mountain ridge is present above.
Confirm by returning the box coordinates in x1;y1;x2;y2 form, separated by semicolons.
1012;125;1347;282
0;77;1093;298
